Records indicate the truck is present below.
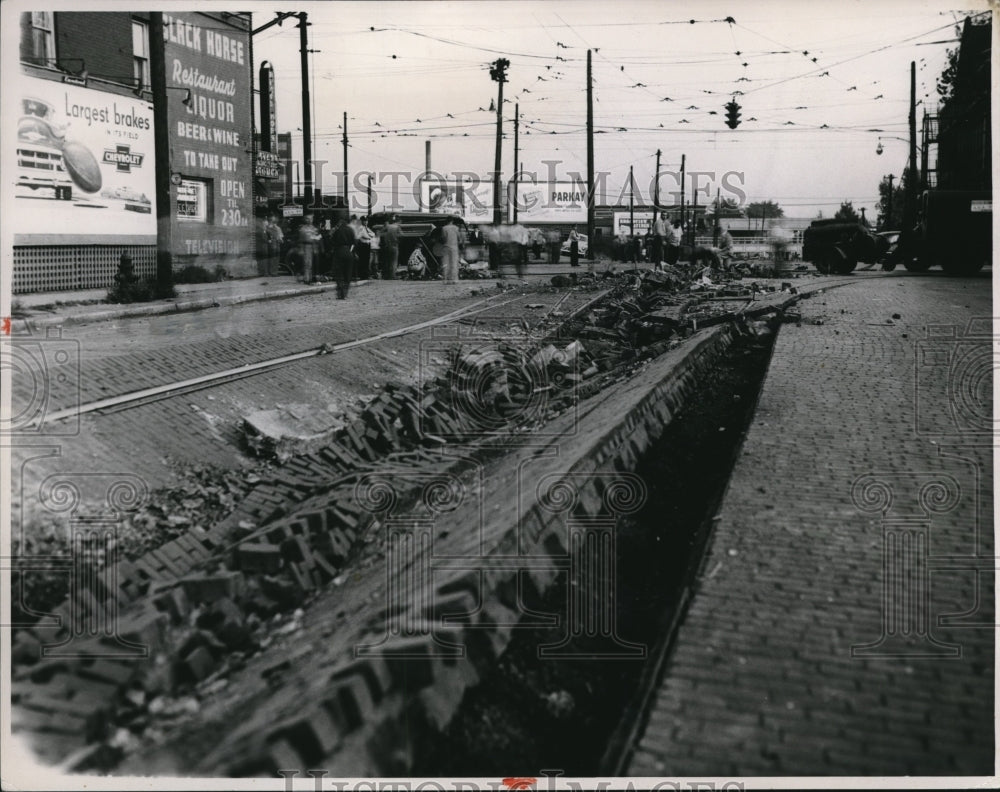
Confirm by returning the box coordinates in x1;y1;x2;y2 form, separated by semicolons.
892;190;991;276
802;219;889;274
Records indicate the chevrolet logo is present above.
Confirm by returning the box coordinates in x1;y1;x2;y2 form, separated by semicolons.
103;145;144;172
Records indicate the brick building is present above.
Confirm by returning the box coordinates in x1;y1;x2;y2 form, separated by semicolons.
10;10;253;294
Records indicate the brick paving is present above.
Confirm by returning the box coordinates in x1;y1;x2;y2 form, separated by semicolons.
628;273;994;776
8;280;604;517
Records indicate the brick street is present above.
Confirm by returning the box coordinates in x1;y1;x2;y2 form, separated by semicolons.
628;272;993;776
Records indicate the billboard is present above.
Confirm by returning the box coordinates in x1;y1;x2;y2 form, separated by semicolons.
509;181;588;223
420;177;493;222
613;211;655;236
12;73;156;241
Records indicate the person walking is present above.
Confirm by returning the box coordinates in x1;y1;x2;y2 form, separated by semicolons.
381;214;401;279
547;228;562;265
332;213;356;298
298;213;322;283
263;215;284;276
440;216;461;284
352;217;375;280
569;226;581;267
512;223;529;278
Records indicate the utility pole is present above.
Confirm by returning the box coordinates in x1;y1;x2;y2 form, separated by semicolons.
367;174;372;218
629;165;634;234
298;13;313;207
490;58;509;226
149;12;173;295
713;187;720;245
903;60;918;232
513;102;519;222
654;148;661;209
307;47;320;201
586;49;595;251
679;153;685;243
691;184;699;243
342;110;348;209
885;174;894;230
425;140;431;211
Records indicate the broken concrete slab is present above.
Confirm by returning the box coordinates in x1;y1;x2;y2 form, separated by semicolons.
243;404;347;462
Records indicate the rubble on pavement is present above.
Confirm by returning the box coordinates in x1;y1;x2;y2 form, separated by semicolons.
10;263;802;772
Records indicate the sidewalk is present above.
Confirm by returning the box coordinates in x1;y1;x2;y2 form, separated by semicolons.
9;258;610;329
627;274;994;776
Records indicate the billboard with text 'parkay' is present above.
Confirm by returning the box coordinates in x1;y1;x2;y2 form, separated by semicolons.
509;181;588;224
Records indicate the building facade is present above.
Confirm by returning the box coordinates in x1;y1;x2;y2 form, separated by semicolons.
11;10;254;294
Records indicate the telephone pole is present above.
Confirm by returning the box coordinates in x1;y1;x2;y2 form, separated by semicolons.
885;174;894;230
513;102;519;222
342;111;348;208
148;12;173;293
903;60;918;231
298;13;313;206
679;153;686;243
490;58;509;225
586;49;595;249
629;165;634;234
654;148;661;209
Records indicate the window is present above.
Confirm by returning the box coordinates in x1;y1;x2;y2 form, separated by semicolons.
132;18;150;91
27;12;55;64
177;178;210;223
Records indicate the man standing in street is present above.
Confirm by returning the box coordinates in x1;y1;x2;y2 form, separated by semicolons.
332;213;356;299
719;227;734;271
299;213;322;283
651;211;666;268
666;218;682;266
546;227;562;265
569;226;581;267
380;214;402;279
440;216;461;284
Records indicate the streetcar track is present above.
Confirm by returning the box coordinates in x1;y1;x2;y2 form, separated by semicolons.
30;291;604;427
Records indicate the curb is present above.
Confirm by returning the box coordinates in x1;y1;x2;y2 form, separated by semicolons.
13;281;354;330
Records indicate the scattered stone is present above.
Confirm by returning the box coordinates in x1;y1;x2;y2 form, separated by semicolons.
544;689;575;718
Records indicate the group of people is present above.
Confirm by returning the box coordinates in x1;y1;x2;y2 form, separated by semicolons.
258;211;467;296
260;212;387;299
615;212;735;272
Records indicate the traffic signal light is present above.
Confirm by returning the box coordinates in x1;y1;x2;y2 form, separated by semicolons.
725;100;741;129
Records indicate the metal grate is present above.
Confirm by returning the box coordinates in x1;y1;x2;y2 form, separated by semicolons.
12;245;157;294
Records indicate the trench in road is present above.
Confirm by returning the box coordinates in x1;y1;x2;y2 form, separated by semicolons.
410;318;779;776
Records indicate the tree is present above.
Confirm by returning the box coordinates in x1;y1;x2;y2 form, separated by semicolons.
745;200;784;219
834;200;861;223
745;200;783;232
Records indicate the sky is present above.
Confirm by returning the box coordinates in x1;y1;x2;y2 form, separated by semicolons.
251;0;991;220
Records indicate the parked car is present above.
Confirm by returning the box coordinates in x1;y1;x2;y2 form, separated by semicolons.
560;233;589;258
368;212;484;278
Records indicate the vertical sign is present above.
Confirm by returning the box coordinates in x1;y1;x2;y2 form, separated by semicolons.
259;61;276;154
163;12;252;261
